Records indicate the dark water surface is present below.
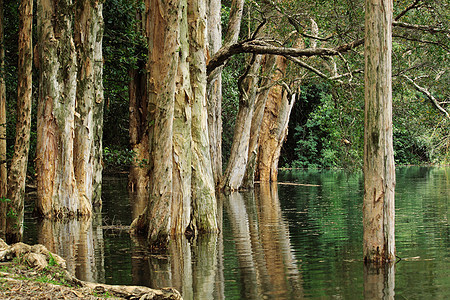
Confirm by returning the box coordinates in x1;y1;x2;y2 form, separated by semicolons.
24;167;449;299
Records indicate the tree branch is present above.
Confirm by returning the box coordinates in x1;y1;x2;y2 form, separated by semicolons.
401;74;450;119
393;21;449;34
395;0;421;21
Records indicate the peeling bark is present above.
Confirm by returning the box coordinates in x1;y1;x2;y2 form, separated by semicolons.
221;55;262;191
74;0;104;208
189;0;218;232
363;0;395;264
36;0;91;218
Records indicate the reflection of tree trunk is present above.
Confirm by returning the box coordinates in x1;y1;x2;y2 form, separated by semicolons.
192;234;218;300
363;263;395;300
5;0;33;243
256;183;303;299
224;192;260;298
37;217;102;282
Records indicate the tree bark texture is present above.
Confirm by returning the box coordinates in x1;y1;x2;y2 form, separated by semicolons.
220;55;262;191
74;0;104;208
0;0;6;239
242;55;277;189
172;0;192;235
363;0;396;264
257;56;294;182
36;0;91;218
188;0;218;232
134;0;181;245
5;0;33;243
206;0;223;187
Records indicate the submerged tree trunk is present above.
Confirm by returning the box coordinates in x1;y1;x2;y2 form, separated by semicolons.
5;0;33;243
189;0;218;233
74;0;104;208
220;55;262;191
0;0;6;239
131;0;180;245
363;0;395;264
36;0;90;218
257;56;294;183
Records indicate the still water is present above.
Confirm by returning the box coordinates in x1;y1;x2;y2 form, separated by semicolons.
24;167;449;299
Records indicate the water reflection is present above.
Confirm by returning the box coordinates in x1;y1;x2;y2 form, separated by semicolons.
37;212;105;283
364;263;395;300
224;183;303;299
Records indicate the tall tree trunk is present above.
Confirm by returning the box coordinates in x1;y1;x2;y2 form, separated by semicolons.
129;6;149;194
36;0;90;218
220;55;262;191
257;56;294;182
172;0;191;235
0;0;7;239
5;0;33;243
363;0;395;264
132;0;180;245
189;0;218;232
206;0;223;187
74;0;104;208
241;55;277;189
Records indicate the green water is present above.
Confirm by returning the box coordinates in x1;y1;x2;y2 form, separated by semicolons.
24;167;449;299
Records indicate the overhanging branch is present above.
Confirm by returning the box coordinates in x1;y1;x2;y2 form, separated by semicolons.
402;74;450;119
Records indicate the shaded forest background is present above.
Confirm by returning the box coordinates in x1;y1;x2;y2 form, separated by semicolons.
2;0;449;176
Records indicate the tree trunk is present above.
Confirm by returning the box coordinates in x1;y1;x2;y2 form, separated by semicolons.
36;0;90;218
5;0;33;243
220;55;262;191
132;0;180;245
257;56;294;183
0;0;6;239
172;0;191;235
363;0;395;264
189;0;218;232
241;55;277;189
129;6;149;195
206;0;223;187
74;0;104;208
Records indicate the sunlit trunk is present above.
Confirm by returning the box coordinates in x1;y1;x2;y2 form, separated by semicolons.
188;0;218;233
172;0;192;235
36;0;90;218
220;55;262;191
257;56;294;182
363;0;395;264
0;0;7;238
74;0;104;208
132;0;180;245
5;0;33;243
206;0;223;186
242;55;277;189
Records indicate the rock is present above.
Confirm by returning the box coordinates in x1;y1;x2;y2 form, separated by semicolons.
23;252;48;270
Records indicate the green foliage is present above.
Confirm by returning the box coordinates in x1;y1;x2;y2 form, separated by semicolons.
103;147;136;170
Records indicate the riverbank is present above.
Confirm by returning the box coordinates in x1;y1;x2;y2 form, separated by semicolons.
0;239;182;299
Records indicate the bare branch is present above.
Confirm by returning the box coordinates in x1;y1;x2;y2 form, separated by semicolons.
401;74;450;119
395;0;421;21
393;21;449;34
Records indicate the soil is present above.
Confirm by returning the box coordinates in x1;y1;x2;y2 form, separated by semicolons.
0;239;182;300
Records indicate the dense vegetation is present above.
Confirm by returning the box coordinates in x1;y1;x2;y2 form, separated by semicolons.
2;0;448;173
